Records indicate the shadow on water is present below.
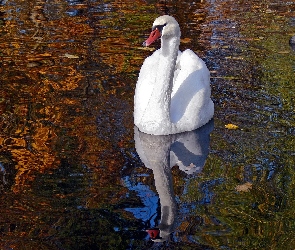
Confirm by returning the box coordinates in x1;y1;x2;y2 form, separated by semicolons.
0;0;295;249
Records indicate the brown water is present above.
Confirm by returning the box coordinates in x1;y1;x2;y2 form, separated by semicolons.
0;0;295;249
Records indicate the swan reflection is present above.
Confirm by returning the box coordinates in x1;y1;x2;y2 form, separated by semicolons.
134;119;214;242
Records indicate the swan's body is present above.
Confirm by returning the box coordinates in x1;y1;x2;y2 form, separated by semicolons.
134;15;214;135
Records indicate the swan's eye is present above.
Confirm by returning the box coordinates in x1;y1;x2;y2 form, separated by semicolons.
152;23;167;33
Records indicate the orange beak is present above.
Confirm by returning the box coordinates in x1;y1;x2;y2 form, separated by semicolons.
143;28;161;47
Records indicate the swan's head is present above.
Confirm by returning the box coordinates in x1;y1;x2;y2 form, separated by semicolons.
144;15;180;47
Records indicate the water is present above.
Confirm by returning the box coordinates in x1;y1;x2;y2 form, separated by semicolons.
0;0;295;249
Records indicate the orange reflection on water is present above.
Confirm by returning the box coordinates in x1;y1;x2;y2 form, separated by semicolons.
6;124;59;193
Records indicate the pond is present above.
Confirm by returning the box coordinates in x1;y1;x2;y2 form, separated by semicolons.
0;0;295;249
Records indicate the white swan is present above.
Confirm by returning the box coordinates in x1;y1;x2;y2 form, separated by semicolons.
134;15;214;135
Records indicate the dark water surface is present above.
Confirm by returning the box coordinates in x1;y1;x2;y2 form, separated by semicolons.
0;0;295;249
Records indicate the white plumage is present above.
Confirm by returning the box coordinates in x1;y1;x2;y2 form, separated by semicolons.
134;15;214;135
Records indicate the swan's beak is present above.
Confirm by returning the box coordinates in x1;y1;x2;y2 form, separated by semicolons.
143;28;161;47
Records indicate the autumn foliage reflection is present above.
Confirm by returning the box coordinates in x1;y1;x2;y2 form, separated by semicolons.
0;0;144;194
0;0;150;247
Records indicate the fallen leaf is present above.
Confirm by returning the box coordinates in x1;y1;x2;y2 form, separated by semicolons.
62;53;79;59
225;123;239;130
235;182;252;192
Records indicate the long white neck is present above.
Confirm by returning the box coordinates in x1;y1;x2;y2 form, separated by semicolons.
143;36;180;133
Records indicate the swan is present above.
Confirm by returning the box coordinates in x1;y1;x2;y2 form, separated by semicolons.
134;15;214;135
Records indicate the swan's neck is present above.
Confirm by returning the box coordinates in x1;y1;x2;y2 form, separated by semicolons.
159;36;180;95
161;36;180;59
145;36;180;131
